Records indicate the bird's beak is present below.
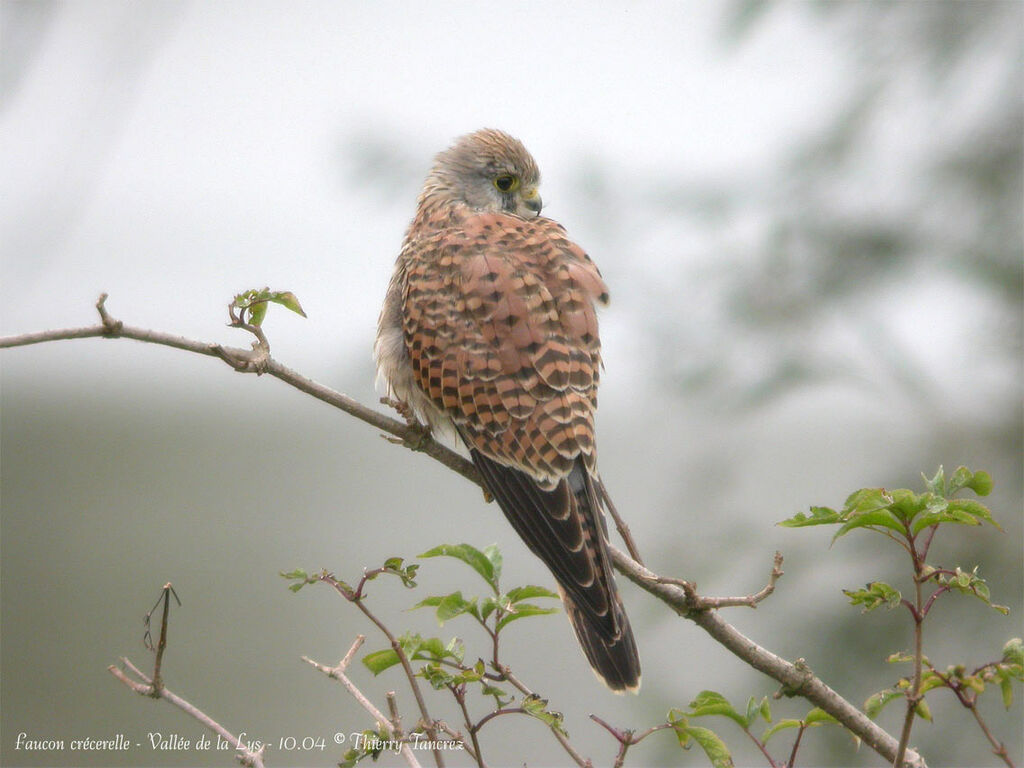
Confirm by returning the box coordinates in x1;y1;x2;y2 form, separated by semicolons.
521;187;543;216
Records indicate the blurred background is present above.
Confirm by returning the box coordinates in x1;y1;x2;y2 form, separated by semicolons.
2;2;1021;766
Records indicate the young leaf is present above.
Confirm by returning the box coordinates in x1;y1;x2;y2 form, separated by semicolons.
362;649;401;675
963;469;993;496
887;488;928;521
504;585;559;603
1003;637;1024;667
248;300;268;327
1000;676;1014;709
522;695;568;736
865;688;903;719
687;690;748;728
419;662;456;690
761;718;802;742
744;695;771;726
679;725;733;768
433;591;476;625
803;707;838;726
269;290;307;318
482;543;503;584
946;498;1000;529
479;596;499;621
832;508;904;542
844;582;902;612
842;487;895;516
778;506;840;527
948;466;993;497
412;595;444;610
495;603;558;633
420;543;498;592
923;466;946;496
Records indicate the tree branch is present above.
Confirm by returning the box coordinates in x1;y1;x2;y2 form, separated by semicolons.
108;584;266;768
606;546;925;767
3;296;927;768
302;635;423;768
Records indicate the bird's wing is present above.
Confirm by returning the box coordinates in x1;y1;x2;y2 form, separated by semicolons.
401;209;619;633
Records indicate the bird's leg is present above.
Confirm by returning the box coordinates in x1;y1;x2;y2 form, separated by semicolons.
379;397;433;451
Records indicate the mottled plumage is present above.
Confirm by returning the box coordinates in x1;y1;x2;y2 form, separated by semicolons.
375;129;640;692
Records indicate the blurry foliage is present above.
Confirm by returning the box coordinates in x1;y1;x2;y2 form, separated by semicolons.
656;1;1023;413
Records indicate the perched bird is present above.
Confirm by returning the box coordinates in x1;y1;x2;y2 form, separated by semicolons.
375;129;640;692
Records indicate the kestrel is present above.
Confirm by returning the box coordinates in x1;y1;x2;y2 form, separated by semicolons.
375;129;640;692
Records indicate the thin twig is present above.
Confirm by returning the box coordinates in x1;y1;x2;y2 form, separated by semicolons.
894;533;926;768
320;574;446;768
452;686;486;768
787;722;808;768
656;551;785;609
927;667;1017;768
596;475;643;564
0;296;480;485
606;545;927;768
302;636;422;768
109;588;266;768
491;663;592;768
588;714;632;768
109;664;268;768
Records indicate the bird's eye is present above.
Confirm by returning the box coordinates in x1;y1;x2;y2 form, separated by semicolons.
493;174;518;192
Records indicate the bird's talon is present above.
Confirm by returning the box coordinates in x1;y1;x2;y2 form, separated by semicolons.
403;422;432;451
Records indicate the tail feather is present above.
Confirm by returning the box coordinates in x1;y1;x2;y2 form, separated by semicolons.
563;589;641;693
465;442;641;692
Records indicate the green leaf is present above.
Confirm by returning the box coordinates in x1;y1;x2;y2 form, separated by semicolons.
744;695;770;726
680;725;734;768
433;591;475;625
803;707;838;726
495;602;558;632
842;487;895;516
919;671;946;695
844;582;902;612
964;469;993;497
832;508;904;542
479;597;499;621
915;698;932;722
1000;676;1014;709
480;683;512;706
949;466;993;497
362;649;401;675
778;506;840;527
248;300;268;327
482;544;503;584
504;585;559;603
936;567;1007;612
1003;638;1024;667
415;636;447;659
420;543;498;592
418;661;455;689
761;718;801;742
923;466;946;495
280;568;316;592
865;688;903;719
269;290;307;317
413;595;444;609
521;694;567;736
947;498;1000;529
888;489;929;522
688;690;748;728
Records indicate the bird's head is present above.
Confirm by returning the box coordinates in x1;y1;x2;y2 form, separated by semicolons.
423;128;543;218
